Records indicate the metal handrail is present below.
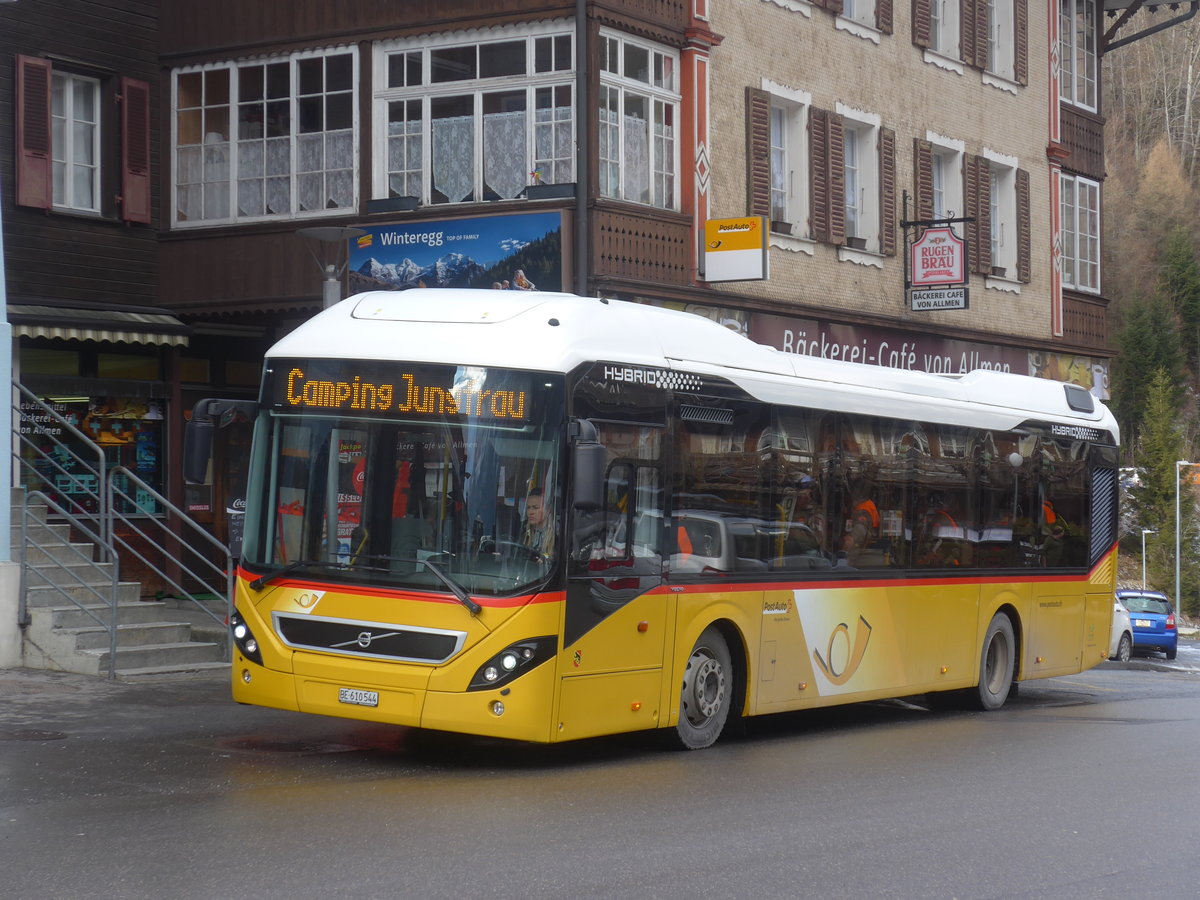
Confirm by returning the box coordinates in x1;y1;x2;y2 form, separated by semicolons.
107;465;232;626
19;489;120;679
12;384;233;675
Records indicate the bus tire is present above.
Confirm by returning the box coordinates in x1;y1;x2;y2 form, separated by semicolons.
673;626;733;750
974;613;1015;711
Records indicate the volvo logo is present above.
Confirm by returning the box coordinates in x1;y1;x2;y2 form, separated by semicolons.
333;629;402;650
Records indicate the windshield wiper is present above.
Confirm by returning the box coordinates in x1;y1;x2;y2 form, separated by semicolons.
248;559;342;592
419;558;482;615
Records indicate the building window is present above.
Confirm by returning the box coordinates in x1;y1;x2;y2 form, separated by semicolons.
52;72;101;213
1061;173;1100;292
598;31;679;209
989;163;1016;276
172;46;358;226
986;0;1015;80
843;0;877;29
930;0;961;57
932;145;963;219
769;96;809;235
373;29;574;205
1059;0;1097;111
842;117;879;250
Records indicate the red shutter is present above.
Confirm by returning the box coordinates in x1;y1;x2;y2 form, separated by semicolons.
914;138;933;222
1016;167;1031;282
121;77;152;224
1014;0;1028;85
16;55;53;210
877;0;894;36
746;87;771;218
912;0;932;49
879;127;896;256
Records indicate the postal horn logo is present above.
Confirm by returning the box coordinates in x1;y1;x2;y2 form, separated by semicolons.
813;615;872;685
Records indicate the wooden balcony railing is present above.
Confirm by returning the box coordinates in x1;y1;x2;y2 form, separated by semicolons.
1060;108;1105;180
1062;291;1108;352
592;204;693;286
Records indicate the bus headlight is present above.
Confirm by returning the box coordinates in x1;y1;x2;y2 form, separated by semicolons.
468;636;556;691
230;610;263;666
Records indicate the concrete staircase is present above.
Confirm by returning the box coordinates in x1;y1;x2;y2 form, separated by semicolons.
17;497;229;679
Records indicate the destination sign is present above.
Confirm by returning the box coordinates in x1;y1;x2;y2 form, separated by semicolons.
268;359;531;422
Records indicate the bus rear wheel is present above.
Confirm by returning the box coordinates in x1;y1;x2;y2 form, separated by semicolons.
673;626;732;750
974;613;1015;710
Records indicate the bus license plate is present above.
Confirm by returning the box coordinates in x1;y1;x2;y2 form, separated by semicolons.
338;688;379;707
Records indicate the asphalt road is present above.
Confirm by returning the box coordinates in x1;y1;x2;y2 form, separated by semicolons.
3;641;1200;900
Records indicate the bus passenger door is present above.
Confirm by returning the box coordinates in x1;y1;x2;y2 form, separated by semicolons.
560;447;669;740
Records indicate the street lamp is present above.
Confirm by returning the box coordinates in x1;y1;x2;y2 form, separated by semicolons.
296;226;366;309
1176;460;1193;618
1142;528;1156;589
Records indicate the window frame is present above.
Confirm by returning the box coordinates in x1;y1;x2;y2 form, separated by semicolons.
840;110;880;253
930;0;961;59
51;70;102;214
985;153;1017;280
598;29;681;210
986;0;1015;81
766;84;811;239
171;45;360;228
1058;0;1097;112
372;26;576;207
1061;172;1100;293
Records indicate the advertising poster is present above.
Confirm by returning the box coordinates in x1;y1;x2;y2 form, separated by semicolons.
347;211;563;294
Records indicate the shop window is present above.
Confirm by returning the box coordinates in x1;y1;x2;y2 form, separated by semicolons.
19;347;80;377
97;352;160;379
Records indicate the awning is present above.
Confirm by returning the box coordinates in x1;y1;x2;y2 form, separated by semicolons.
8;304;190;347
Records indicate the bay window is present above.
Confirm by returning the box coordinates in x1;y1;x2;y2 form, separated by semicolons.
373;29;575;206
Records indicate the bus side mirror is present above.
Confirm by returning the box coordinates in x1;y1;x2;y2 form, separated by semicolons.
571;419;605;510
184;398;260;484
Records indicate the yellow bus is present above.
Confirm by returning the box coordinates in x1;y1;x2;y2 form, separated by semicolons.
193;289;1119;749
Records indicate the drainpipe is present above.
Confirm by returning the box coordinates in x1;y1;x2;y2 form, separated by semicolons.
575;0;589;296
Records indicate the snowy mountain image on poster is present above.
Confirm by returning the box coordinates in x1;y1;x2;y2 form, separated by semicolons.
348;212;563;293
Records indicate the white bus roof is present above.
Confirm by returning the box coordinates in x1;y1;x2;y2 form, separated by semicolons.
267;289;1118;439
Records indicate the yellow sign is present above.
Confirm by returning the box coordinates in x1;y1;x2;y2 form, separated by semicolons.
702;217;768;282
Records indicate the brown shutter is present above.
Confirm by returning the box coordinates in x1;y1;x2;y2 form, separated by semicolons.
914;138;933;222
877;0;894;35
965;155;994;274
1016;167;1031;282
121;77;152;224
828;114;846;246
960;0;977;67
974;0;991;72
810;108;830;243
16;55;53;210
913;0;932;49
746;88;771;218
1014;0;1028;86
880;127;896;256
812;0;842;11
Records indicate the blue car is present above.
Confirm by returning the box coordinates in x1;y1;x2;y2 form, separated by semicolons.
1115;590;1178;660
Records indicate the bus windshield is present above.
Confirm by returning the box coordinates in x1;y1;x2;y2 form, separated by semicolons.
241;360;565;598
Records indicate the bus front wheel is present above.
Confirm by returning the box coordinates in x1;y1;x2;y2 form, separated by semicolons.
974;613;1015;710
673;626;733;750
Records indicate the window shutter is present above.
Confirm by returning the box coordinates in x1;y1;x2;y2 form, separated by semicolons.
1016;167;1031;282
965;155;992;274
746;87;771;218
914;138;933;222
877;0;894;35
810;108;831;243
913;0;932;49
960;0;977;67
121;77;152;224
974;1;990;72
880;127;896;256
1014;0;1028;86
16;55;53;210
